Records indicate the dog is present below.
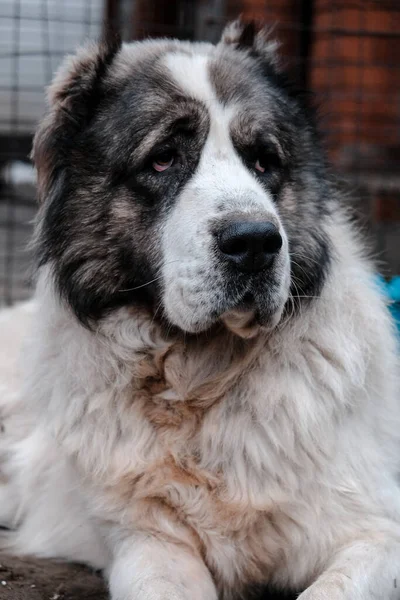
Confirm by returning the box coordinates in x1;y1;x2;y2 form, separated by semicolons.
0;19;399;600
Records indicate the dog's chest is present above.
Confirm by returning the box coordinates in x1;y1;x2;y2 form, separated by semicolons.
113;340;297;581
115;447;285;588
74;337;309;588
109;392;292;587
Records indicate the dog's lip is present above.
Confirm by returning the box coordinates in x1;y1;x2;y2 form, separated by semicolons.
220;296;260;338
220;289;286;338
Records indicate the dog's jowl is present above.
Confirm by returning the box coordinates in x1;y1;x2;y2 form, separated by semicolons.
0;19;399;600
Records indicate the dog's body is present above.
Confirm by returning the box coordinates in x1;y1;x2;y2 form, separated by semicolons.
0;21;399;600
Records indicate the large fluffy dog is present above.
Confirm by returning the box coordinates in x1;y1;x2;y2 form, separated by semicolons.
0;20;399;600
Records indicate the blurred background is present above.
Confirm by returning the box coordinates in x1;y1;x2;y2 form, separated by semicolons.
0;0;399;310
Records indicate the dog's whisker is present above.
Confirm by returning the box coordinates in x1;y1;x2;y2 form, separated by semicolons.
118;261;180;293
119;275;164;293
289;252;323;267
291;294;321;299
150;299;164;327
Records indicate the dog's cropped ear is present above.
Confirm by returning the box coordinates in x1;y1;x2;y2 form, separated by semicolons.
32;32;121;202
47;32;121;124
220;18;280;69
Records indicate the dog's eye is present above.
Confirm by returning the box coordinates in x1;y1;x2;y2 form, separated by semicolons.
152;151;175;172
255;159;267;173
254;151;281;174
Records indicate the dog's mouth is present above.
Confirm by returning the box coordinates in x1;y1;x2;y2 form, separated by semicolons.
220;306;259;339
220;290;286;338
160;266;289;337
220;293;262;339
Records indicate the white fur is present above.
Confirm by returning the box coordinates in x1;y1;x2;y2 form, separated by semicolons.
162;52;289;332
1;52;400;600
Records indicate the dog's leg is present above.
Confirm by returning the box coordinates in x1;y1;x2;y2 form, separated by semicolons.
299;535;400;600
108;534;218;600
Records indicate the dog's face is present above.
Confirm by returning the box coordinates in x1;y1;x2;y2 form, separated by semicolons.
33;21;331;335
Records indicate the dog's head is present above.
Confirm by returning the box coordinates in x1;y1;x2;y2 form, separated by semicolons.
33;20;332;336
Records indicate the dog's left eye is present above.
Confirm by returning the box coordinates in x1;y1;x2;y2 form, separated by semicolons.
152;151;175;172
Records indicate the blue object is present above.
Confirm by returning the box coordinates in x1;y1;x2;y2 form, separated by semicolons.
376;275;400;335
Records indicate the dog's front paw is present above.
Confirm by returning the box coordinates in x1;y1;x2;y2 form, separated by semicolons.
298;580;349;600
298;591;343;600
135;589;186;600
119;577;191;600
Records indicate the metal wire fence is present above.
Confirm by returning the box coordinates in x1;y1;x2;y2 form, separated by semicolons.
0;0;104;304
0;0;399;306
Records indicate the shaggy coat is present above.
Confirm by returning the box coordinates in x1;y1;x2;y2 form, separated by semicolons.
0;20;399;600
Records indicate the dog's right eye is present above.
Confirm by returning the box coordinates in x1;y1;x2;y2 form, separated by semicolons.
255;158;267;173
253;149;281;175
152;151;175;172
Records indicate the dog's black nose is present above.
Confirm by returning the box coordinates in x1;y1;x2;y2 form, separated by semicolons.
217;221;282;272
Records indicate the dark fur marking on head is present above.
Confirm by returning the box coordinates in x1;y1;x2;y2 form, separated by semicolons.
33;42;210;325
211;21;334;313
